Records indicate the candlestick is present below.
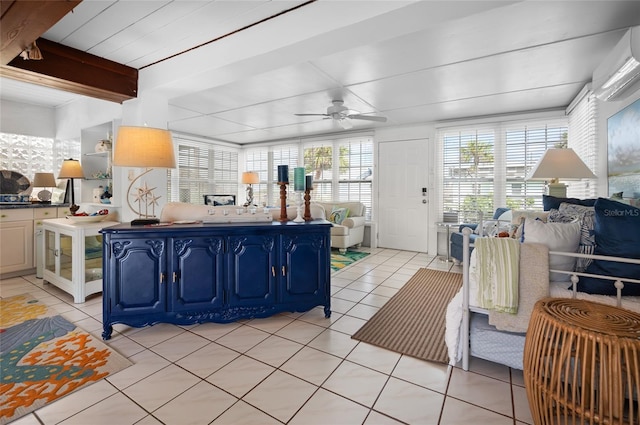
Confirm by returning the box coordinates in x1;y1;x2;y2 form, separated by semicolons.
279;183;288;222
294;167;305;191
304;188;312;221
293;191;304;223
277;165;289;183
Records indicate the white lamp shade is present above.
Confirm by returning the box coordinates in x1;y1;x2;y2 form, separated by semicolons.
527;148;596;181
242;171;259;184
113;126;176;168
58;159;85;179
32;172;56;187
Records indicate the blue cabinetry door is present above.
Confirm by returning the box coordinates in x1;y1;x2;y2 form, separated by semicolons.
169;236;225;312
227;234;277;307
280;233;329;304
108;238;166;316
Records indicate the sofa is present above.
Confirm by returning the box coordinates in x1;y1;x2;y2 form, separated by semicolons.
315;201;366;253
159;202;325;222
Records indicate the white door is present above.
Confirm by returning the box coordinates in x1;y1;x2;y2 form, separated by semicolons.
377;139;429;252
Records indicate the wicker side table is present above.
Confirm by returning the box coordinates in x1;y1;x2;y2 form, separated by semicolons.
523;298;640;425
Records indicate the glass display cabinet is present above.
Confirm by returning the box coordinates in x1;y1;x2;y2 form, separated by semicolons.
43;218;118;303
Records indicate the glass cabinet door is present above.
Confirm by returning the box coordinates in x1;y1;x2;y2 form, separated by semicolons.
84;234;103;282
44;228;56;273
60;233;73;280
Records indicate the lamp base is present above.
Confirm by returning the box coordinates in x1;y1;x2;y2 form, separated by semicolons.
131;218;160;226
547;183;567;198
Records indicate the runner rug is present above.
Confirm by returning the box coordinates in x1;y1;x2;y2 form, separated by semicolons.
351;268;462;364
0;293;132;424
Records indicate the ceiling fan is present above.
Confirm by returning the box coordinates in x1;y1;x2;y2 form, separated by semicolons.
295;100;387;129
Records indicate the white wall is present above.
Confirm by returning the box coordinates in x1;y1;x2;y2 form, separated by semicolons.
0;99;55;137
55;98;122;140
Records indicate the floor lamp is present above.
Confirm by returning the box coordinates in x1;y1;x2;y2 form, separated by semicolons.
113;126;176;225
58;159;85;214
527;148;596;197
242;171;259;207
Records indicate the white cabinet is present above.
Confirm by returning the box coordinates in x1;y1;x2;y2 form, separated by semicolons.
0;209;34;275
43;218;118;303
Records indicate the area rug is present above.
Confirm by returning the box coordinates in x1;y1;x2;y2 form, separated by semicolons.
330;249;370;271
0;294;132;424
351;268;462;364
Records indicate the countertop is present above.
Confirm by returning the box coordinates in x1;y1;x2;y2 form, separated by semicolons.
0;203;70;210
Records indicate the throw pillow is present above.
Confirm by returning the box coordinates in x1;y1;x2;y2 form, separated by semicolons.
329;206;349;225
509;210;549;239
578;198;640;296
522;218;581;282
548;203;596;272
542;194;597;211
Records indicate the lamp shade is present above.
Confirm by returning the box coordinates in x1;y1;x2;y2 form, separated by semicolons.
241;171;259;184
527;148;596;181
113;126;176;168
32;172;56;187
58;159;85;179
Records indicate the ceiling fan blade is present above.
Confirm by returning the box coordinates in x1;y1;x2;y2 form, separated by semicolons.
348;114;387;122
338;118;353;130
295;113;329;117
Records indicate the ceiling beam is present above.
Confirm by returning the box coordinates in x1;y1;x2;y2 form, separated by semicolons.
2;38;138;104
0;0;81;65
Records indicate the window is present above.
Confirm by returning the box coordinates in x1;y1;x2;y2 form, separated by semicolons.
438;118;568;220
567;89;598;198
168;136;238;204
244;134;374;220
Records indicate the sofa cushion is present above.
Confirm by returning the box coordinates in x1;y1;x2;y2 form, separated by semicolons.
330;224;350;236
509;210;549;239
542;194;597;211
577;198;640;296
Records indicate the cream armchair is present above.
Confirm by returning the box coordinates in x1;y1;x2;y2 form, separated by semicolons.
316;201;366;253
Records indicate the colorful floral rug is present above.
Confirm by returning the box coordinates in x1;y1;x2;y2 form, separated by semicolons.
0;294;132;424
330;249;370;271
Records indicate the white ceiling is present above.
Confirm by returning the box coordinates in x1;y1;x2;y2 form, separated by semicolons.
2;0;639;145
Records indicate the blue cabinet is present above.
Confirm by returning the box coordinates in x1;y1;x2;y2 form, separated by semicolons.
102;221;331;339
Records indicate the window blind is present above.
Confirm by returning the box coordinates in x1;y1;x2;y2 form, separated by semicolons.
567;90;598;198
438;117;568;221
168;137;238;204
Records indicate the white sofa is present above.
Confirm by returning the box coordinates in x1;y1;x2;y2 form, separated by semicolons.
316;201;366;253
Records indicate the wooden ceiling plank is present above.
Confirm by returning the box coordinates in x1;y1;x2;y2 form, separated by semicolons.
0;0;82;65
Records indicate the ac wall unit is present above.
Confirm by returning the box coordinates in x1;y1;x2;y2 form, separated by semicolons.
592;25;640;101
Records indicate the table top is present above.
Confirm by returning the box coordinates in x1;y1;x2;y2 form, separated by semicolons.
535;297;640;339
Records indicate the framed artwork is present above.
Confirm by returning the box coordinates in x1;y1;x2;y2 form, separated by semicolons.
204;194;236;206
607;97;640;198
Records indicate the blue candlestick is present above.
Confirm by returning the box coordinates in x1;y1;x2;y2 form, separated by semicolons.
305;175;313;190
277;165;289;183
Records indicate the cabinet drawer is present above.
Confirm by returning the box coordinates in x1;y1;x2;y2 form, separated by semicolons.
0;209;34;222
57;207;72;217
34;208;58;220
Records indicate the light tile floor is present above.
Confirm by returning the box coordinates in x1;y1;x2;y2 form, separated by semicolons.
1;248;533;425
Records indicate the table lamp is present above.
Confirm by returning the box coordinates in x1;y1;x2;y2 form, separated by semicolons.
113;126;176;225
241;171;259;207
526;148;596;197
32;172;57;203
58;159;85;213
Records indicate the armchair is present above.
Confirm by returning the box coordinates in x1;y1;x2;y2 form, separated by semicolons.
316;201;366;253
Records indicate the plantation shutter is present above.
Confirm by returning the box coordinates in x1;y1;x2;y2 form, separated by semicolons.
567;87;598;198
168;137;238;204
